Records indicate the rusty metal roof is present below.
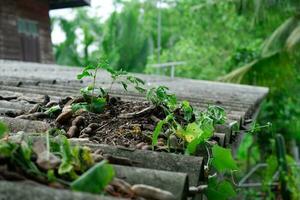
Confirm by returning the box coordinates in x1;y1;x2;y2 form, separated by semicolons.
49;0;90;10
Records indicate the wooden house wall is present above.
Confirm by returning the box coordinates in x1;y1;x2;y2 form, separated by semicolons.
0;0;54;63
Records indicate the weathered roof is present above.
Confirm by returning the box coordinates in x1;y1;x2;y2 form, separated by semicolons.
0;59;268;150
49;0;90;10
0;60;269;199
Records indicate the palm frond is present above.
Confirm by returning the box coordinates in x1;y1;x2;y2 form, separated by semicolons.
220;14;299;89
262;15;300;57
285;25;300;51
218;61;254;83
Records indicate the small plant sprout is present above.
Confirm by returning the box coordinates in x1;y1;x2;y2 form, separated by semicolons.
76;61;108;113
75;61;146;113
146;86;177;113
0;125;115;194
248;122;272;134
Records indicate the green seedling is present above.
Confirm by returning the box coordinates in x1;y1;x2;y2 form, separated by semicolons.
76;61;146;113
0;125;114;193
45;105;61;117
71;160;115;194
248;122;272;134
146;86;177;113
152;114;175;147
77;61;108;113
181;100;193;122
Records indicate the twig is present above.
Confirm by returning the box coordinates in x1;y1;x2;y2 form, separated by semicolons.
118;105;156;119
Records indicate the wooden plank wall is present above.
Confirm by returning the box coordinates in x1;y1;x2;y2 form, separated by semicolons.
0;0;54;63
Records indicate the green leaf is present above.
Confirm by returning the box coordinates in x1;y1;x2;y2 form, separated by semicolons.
152;120;166;146
0;121;8;139
47;169;57;182
71;160;115;194
262;16;300;57
84;65;97;71
152;114;173;146
59;162;73;175
77;70;91;80
200;117;214;139
121;81;128;91
0;141;17;157
176;122;211;155
91;97;106;113
127;76;144;85
134;77;145;85
211;145;238;172
206;178;236;200
71;102;89;113
58;135;74;175
166;94;177;110
20;141;32;161
207;105;226;125
185;123;203;142
186;137;203;155
45;105;61;117
135;86;146;94
181;100;193;121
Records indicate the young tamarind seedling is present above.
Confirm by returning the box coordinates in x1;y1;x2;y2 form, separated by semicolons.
75;60;147;113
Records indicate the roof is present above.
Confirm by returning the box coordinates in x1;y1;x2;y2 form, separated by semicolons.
49;0;90;10
0;60;269;199
0;60;268;146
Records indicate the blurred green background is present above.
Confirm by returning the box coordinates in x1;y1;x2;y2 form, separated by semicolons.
51;0;300;158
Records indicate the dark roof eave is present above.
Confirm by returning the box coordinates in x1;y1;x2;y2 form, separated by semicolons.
49;0;90;10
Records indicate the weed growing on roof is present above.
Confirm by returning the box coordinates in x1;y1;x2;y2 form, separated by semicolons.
0;123;114;194
75;61;146;113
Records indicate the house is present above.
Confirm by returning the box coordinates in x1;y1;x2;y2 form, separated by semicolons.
0;0;90;63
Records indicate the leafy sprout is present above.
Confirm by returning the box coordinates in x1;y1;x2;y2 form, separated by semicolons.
76;61;146;113
249;122;272;134
146;86;177;113
0;128;114;194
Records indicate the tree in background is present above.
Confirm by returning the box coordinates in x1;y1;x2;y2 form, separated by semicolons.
52;9;103;67
51;1;300;196
52;0;300;148
221;0;300;149
102;1;149;72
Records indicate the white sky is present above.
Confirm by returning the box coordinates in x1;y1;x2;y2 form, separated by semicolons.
49;0;115;44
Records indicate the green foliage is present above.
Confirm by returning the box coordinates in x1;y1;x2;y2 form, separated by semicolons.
248;122;272;135
0;121;8;139
205;106;227;125
178;123;210;154
58;135;75;175
77;62;108;113
45;105;61;117
211;145;238;172
52;9;103;66
0;129;113;193
71;160;115;194
71;102;90;113
102;1;149;72
90;98;107;113
146;86;177;112
152;114;174;147
181;101;193;122
149;85;226;155
76;62;147;114
50;1;300;197
206;178;237;200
